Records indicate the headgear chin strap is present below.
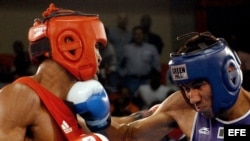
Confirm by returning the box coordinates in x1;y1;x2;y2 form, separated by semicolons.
28;3;107;80
169;32;242;116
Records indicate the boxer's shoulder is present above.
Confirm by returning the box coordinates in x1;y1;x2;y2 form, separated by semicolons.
0;81;43;118
0;80;66;141
1;81;39;100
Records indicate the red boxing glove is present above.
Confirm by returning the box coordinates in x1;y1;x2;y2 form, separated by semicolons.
73;133;109;141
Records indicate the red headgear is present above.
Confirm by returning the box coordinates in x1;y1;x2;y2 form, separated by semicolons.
28;3;107;80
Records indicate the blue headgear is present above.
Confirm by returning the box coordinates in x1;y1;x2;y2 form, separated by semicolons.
168;32;242;116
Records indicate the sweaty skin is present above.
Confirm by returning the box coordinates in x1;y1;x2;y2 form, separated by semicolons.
0;60;75;141
0;46;102;141
104;83;250;141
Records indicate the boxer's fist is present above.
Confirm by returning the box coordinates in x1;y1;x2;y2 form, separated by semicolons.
67;80;111;131
73;133;109;141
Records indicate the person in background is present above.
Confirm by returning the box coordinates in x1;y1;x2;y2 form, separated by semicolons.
135;69;175;110
118;25;161;95
11;40;33;80
108;13;132;85
98;27;118;89
140;14;164;54
0;54;13;87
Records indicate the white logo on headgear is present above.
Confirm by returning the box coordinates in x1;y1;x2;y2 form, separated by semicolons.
171;64;188;81
32;25;46;39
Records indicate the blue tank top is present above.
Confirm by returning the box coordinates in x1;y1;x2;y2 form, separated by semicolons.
190;110;250;141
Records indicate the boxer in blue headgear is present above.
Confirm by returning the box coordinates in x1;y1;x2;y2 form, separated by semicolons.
169;31;243;116
101;31;250;141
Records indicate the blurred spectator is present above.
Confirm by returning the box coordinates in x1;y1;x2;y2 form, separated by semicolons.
11;40;33;79
135;69;176;109
0;54;13;88
109;13;132;77
99;27;119;89
119;25;161;95
140;14;164;54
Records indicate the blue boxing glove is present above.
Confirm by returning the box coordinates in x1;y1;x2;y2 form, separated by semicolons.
67;80;111;131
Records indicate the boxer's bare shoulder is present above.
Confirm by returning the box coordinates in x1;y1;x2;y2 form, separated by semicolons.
0;82;66;141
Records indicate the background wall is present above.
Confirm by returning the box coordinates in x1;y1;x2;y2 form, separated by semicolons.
0;0;195;64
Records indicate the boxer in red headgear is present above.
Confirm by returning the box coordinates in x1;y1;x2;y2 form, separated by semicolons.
0;3;109;141
28;3;107;81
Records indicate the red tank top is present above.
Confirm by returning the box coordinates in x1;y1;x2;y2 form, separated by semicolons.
15;77;84;140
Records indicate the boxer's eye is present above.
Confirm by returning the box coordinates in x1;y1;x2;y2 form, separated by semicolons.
180;80;207;92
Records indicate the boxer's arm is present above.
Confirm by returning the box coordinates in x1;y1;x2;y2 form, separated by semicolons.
103;107;176;141
111;103;160;124
0;84;36;140
111;109;153;124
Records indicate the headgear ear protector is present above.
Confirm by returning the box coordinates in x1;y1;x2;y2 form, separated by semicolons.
168;31;242;116
28;3;107;80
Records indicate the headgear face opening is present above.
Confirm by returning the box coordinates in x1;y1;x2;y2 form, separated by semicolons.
168;32;242;116
28;3;107;80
